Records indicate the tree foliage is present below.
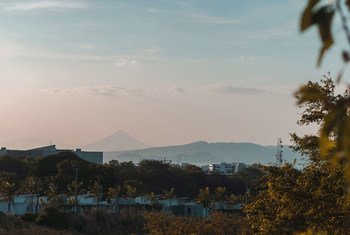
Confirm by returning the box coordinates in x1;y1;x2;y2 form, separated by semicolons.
245;77;350;234
144;211;245;235
300;1;350;187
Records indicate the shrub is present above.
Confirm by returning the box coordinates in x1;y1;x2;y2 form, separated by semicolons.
36;208;72;230
20;213;38;223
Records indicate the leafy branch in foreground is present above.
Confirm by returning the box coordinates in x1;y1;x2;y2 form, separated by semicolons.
301;0;350;72
295;77;350;181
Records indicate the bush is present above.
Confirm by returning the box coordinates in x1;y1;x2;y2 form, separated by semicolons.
20;213;38;223
36;208;72;230
70;208;145;234
144;211;246;235
0;211;26;232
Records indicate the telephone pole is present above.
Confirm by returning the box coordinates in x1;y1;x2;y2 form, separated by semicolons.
97;173;101;209
275;138;283;166
74;167;79;213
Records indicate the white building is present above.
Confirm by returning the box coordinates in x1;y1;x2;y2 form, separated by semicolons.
208;162;234;174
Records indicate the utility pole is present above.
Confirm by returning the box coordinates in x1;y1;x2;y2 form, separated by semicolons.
275;138;283;166
97;173;101;209
74;167;79;213
35;181;40;214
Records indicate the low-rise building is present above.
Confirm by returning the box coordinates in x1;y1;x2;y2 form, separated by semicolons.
208;162;234;174
0;145;103;164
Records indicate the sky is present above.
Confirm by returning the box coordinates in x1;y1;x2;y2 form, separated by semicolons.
0;0;346;149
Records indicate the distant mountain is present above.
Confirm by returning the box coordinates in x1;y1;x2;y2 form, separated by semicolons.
84;130;149;152
104;141;304;166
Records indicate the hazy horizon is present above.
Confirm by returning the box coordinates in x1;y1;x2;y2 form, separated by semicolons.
0;0;337;149
0;128;305;150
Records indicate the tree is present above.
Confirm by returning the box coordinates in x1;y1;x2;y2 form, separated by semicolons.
45;183;63;209
125;184;137;206
67;180;84;213
20;176;43;214
214;187;226;203
294;77;350;174
197;187;211;218
163;188;175;206
0;156;30;181
89;181;102;209
144;211;246;234
0;178;17;213
244;165;306;233
146;192;158;206
300;1;350;187
245;78;350;234
106;186;121;212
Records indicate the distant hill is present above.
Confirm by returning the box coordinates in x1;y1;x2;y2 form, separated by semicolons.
104;141;304;166
84;130;149;151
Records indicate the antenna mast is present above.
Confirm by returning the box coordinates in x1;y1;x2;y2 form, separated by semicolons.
275;138;283;166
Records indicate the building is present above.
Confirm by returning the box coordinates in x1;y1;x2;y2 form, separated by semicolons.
201;162;249;175
165;204;207;217
1;145;58;158
0;194;33;215
208;162;235;175
74;149;103;164
0;145;103;164
235;162;247;172
160;198;208;218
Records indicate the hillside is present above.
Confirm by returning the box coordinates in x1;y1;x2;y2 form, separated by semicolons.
104;141;303;166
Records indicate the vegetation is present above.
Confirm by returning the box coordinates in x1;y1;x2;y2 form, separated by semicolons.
300;0;350;188
244;78;350;234
0;153;247;202
145;211;245;235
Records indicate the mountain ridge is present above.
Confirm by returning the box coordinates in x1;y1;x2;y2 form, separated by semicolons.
104;140;303;166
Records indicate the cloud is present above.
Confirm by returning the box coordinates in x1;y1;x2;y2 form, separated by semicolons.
4;0;86;11
188;13;241;24
171;86;187;95
0;40;157;64
240;55;256;61
210;85;265;95
83;86;123;97
145;8;160;13
115;57;138;66
79;43;96;50
42;85;144;97
113;48;161;66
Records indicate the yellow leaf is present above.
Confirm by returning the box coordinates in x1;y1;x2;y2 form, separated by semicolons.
300;0;320;31
313;6;335;67
319;130;334;158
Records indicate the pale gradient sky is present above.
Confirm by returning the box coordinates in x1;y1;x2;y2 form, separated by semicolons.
0;0;345;149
